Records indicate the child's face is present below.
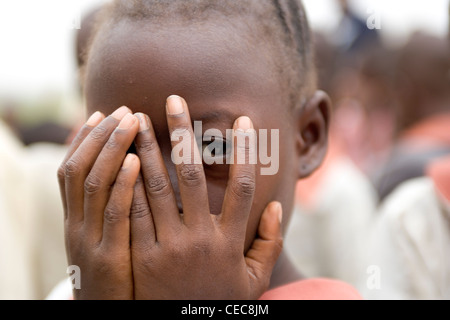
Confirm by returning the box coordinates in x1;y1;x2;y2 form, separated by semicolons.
85;21;312;251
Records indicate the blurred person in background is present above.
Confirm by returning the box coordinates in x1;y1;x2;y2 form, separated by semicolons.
0;97;73;146
330;47;398;175
373;33;450;202
0;99;72;147
333;0;381;58
364;154;450;300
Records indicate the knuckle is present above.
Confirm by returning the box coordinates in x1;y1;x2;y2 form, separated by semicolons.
93;252;117;274
57;164;66;183
166;243;186;260
64;159;81;178
192;238;214;257
130;200;150;220
145;175;171;196
84;174;104;195
97;261;114;275
136;138;158;154
104;205;126;224
231;174;255;197
178;165;203;186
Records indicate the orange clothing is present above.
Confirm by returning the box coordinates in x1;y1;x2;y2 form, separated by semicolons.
427;155;450;202
401;113;450;148
259;278;363;300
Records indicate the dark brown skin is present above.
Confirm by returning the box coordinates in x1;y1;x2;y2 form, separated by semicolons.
58;20;330;300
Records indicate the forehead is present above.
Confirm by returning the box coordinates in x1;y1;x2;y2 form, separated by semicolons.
84;19;287;121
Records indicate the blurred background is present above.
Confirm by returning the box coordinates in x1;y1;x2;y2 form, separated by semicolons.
0;0;448;144
0;0;449;300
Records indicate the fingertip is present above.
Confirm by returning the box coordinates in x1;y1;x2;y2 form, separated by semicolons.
135;113;150;132
234;116;254;131
264;201;282;224
122;153;140;169
117;113;138;130
271;201;283;225
86;111;105;127
256;201;282;241
166;95;185;115
111;106;132;120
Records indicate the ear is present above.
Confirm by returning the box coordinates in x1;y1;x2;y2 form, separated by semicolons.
295;90;331;179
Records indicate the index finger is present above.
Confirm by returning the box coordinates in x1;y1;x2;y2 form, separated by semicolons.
57;111;105;217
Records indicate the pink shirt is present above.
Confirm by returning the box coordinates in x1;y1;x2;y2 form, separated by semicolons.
259;278;363;300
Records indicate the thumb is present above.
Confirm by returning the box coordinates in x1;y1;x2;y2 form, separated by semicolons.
245;201;283;298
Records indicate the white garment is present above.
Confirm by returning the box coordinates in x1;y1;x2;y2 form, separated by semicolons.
0;121;34;299
25;142;68;299
0;120;68;299
362;177;450;300
285;157;378;291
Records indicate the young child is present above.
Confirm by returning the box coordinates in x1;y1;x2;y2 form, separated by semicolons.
55;0;361;300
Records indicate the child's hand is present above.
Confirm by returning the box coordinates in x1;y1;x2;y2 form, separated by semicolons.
58;107;141;300
130;96;283;300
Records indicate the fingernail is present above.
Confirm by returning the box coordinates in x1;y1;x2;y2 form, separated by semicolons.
122;154;135;169
111;106;132;120
135;113;150;132
273;202;283;224
86;111;104;126
166;95;185;115
235;116;253;131
118;113;137;130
